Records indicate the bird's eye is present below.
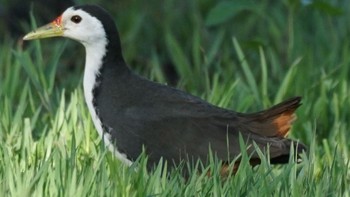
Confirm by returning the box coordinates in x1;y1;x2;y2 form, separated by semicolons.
71;15;82;23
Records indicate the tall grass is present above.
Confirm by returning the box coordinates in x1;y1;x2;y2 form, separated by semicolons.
0;0;349;196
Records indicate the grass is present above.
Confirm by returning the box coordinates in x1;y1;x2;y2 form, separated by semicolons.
1;0;350;196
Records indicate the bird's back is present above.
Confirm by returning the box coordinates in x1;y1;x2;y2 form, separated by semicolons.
94;63;305;168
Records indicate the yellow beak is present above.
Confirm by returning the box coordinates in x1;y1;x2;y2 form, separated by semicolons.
23;19;64;40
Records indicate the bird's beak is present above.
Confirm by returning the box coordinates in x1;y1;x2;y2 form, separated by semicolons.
23;15;64;40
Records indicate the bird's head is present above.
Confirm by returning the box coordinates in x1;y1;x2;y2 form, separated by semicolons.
23;5;119;48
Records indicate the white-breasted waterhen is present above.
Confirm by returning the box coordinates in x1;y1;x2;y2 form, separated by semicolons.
23;4;306;173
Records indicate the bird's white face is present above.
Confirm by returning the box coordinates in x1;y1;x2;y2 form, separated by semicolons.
23;7;107;46
61;8;106;45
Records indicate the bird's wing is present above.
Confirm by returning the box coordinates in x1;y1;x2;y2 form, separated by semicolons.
97;76;298;165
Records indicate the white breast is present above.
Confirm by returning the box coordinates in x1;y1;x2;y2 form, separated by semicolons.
83;40;132;166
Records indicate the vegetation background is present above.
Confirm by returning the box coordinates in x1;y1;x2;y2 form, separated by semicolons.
0;0;349;196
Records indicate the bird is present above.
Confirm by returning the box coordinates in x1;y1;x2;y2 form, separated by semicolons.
23;4;306;173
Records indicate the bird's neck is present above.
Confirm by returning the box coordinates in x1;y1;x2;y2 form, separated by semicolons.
81;38;133;166
83;36;129;95
82;39;108;139
82;37;129;134
83;39;107;101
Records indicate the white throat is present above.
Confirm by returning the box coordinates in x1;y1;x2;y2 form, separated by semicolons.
83;40;132;166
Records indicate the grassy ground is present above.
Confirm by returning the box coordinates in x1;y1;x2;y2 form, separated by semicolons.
1;0;350;196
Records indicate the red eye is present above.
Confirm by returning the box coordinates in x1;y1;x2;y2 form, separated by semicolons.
71;15;82;23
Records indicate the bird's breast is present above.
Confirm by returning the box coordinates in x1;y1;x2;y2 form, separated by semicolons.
83;44;132;165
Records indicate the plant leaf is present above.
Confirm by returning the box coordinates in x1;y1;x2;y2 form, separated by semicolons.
206;0;255;26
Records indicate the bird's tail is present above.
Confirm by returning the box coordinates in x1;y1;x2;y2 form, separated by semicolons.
237;96;307;163
239;96;302;137
214;97;307;176
213;97;307;176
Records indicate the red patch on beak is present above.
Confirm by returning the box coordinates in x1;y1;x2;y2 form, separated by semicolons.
52;15;62;27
